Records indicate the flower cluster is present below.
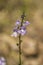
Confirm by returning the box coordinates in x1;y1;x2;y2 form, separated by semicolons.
11;20;30;37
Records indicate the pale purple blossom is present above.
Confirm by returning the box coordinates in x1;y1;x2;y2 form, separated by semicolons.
23;21;30;26
20;26;26;30
15;20;21;26
18;29;26;36
11;27;18;37
20;29;26;35
13;28;18;32
11;19;30;37
0;57;6;65
17;26;26;35
11;32;18;37
12;27;19;37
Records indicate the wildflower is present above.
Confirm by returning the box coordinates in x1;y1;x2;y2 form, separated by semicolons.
11;32;18;37
20;26;26;30
20;29;26;36
23;21;30;26
1;57;6;62
11;13;30;65
11;28;18;37
0;57;6;65
17;26;26;35
15;20;21;26
11;15;30;37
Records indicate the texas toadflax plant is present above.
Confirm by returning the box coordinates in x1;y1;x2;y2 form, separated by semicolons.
11;12;30;65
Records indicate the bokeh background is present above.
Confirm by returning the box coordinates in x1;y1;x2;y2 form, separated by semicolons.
0;0;43;65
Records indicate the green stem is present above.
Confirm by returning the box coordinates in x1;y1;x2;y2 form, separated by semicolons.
19;34;21;65
19;12;25;65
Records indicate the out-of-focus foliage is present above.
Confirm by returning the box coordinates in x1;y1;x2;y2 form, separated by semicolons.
0;0;8;10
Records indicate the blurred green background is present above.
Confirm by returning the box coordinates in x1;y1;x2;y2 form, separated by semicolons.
0;0;43;65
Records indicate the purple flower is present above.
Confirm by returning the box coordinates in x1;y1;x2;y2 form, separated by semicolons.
17;26;26;35
0;57;6;65
23;21;30;26
1;57;5;62
11;20;30;37
11;28;18;37
17;26;26;36
20;26;26;35
20;26;26;30
20;29;26;35
13;28;17;32
11;32;18;37
15;20;21;26
18;29;26;35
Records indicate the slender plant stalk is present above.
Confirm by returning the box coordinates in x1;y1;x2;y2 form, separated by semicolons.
11;11;30;65
19;34;21;65
19;12;25;65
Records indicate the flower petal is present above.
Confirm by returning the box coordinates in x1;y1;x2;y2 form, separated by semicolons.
23;21;30;26
11;32;18;37
20;29;26;36
15;20;21;26
20;26;26;30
